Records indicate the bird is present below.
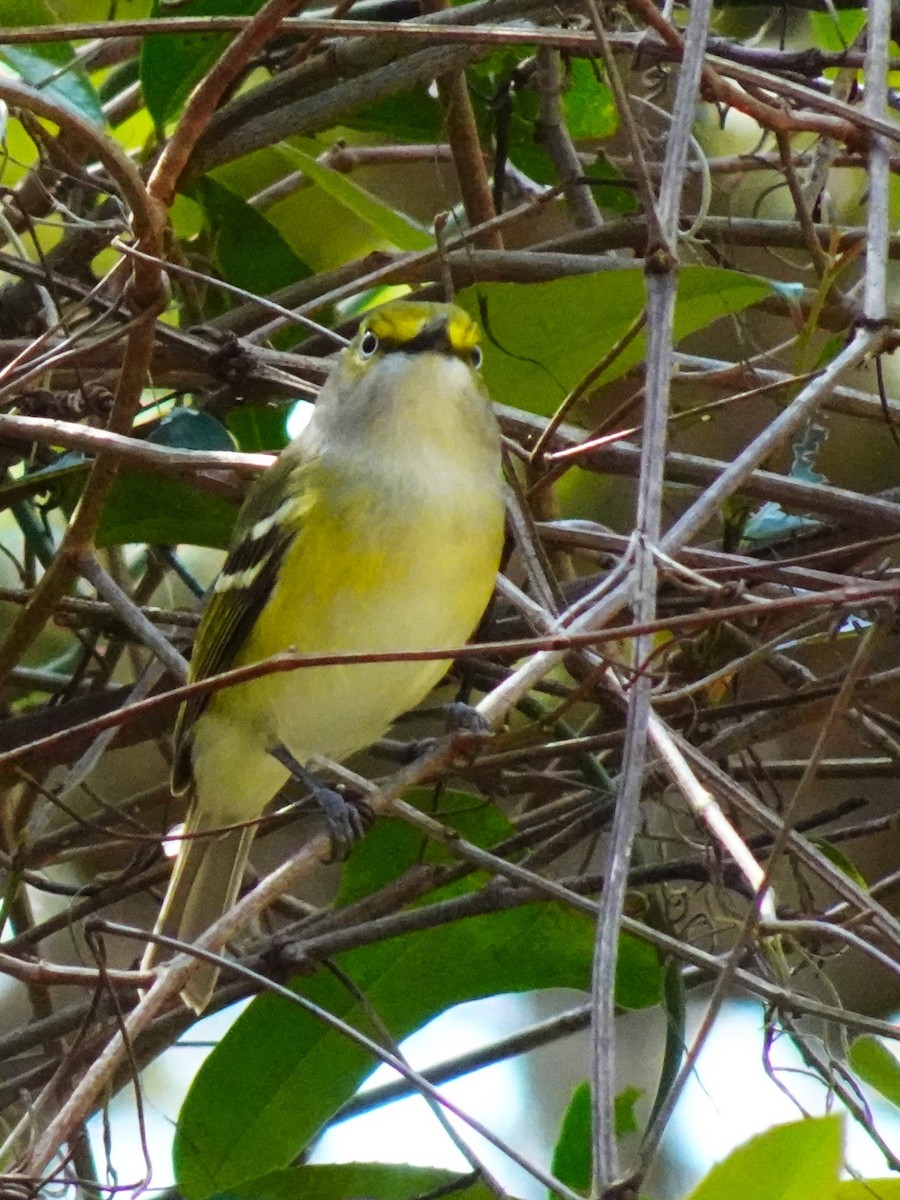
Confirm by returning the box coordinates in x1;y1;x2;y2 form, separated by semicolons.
142;299;506;1012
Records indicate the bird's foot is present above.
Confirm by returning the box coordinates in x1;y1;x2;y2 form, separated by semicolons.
269;744;368;861
443;701;492;738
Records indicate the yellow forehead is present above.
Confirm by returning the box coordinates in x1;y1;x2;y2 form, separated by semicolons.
361;301;480;353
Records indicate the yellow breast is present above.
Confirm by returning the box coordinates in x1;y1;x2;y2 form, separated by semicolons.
191;350;504;816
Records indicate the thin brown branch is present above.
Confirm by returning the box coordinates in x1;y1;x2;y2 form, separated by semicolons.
535;47;602;230
0;87;166;689
6;573;900;768
147;0;314;209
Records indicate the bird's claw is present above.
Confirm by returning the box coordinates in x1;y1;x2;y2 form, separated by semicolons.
444;701;491;737
314;785;371;862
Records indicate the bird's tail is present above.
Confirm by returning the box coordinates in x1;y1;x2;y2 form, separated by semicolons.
142;805;254;1013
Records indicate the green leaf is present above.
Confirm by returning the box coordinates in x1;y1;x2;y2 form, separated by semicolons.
0;9;104;126
468;52;551;187
684;1116;843;1200
807;9;867;53
647;955;685;1131
7;412;240;547
550;1079;642;1193
0;45;103;125
551;1082;591;1194
584;155;638;215
458;268;772;416
175;797;661;1198
470;53;620;204
614;1085;641;1137
848;1036;900;1110
835;1182;900;1200
195;177;312;296
97;473;238;548
209;1162;507;1200
98;411;239;547
809;840;867;890
278;144;434;251
227;406;289;454
563;60;617;140
506;91;556;186
209;146;397;269
8;496;54;568
151;409;236;451
176;906;594;1197
335;812;429;908
615;933;662;1011
171;192;206;241
333;789;512;907
0;456;88;511
141;0;259;127
341;89;444;143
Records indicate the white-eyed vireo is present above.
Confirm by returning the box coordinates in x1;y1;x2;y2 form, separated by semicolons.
144;299;505;1012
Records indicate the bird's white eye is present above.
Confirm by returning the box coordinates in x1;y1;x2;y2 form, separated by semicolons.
359;329;379;358
470;345;483;370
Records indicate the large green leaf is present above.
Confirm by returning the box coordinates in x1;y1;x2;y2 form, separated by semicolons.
176;905;593;1198
807;9;867;56
551;1081;591;1194
279;144;434;251
469;51;626;211
97;473;238;548
550;1080;641;1195
0;455;88;511
141;0;260;127
98;412;240;547
469;53;556;189
341;89;444;143
210;1161;508;1200
836;1183;900;1200
209;1162;509;1200
458;268;772;416
848;1036;900;1110
151;409;236;452
212;146;395;270
227;406;290;454
0;45;104;124
0;0;104;125
175;800;661;1199
684;1116;842;1200
334;790;514;906
562;59;617;140
195;177;312;296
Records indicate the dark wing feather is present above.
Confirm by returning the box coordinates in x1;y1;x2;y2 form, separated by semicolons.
171;453;304;793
